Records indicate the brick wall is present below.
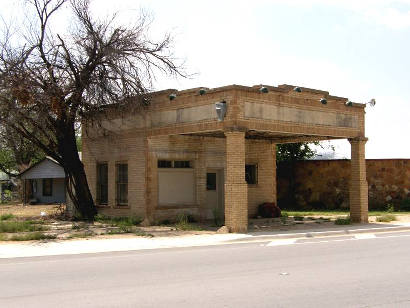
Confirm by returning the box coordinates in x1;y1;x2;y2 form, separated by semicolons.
277;159;410;210
82;130;146;218
83;131;277;222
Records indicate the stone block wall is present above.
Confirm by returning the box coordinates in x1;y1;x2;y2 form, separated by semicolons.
277;159;410;210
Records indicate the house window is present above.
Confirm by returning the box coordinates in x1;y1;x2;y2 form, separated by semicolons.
116;163;128;206
158;160;192;168
42;178;53;196
245;164;258;185
96;163;108;205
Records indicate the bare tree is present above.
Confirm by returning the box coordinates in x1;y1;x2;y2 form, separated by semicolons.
0;0;184;219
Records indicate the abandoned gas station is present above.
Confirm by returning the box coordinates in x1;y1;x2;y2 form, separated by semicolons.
82;84;369;232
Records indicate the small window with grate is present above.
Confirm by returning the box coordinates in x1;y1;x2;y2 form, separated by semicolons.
245;164;258;185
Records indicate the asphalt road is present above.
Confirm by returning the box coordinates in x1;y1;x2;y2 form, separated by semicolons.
2;231;410;308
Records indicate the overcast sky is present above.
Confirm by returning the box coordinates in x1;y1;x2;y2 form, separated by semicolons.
2;0;410;159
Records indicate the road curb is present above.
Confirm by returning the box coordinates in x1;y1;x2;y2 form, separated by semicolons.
227;225;410;243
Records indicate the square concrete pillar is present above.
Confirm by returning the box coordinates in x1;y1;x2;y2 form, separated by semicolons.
142;137;156;226
224;131;248;232
349;137;369;223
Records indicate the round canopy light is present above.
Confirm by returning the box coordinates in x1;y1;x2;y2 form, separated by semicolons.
259;86;268;93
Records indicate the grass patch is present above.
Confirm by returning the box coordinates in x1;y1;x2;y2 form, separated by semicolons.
0;213;15;221
283;210;349;217
25;220;45;225
72;222;88;230
135;229;154;237
174;214;202;231
7;232;56;241
95;214;142;227
107;225;133;234
282;210;410;217
0;221;49;233
334;217;351;225
376;214;397;222
68;231;95;239
280;212;289;224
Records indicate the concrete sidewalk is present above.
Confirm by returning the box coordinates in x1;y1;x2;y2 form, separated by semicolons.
1;222;410;259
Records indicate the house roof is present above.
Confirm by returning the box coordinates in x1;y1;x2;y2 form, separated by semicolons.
19;157;65;180
19;152;82;180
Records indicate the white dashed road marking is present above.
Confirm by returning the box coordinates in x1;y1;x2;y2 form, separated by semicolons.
266;239;297;246
355;234;376;239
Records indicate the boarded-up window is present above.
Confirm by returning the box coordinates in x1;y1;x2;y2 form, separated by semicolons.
116;163;128;206
158;169;195;205
42;178;53;196
96;163;108;205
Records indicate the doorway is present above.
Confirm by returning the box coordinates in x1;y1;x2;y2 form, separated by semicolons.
205;169;224;222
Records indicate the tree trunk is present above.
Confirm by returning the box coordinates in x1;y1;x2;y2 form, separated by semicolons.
59;123;96;220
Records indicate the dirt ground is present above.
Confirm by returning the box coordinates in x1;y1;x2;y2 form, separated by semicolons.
0;203;62;218
1;203;410;242
0;203;214;241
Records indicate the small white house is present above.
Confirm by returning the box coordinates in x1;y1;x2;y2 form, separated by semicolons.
20;157;66;204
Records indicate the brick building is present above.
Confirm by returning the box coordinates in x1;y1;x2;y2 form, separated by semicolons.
82;84;369;232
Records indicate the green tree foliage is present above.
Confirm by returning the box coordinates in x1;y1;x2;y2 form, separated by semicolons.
276;142;317;162
0;126;44;175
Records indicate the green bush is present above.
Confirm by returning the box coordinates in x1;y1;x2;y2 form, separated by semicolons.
280;212;288;224
334;217;351;225
376;214;396;222
293;215;304;221
386;203;395;213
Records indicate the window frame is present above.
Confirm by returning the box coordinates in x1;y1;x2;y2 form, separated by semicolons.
96;162;108;206
115;162;128;206
206;172;217;191
157;160;192;169
245;164;258;185
42;178;53;196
